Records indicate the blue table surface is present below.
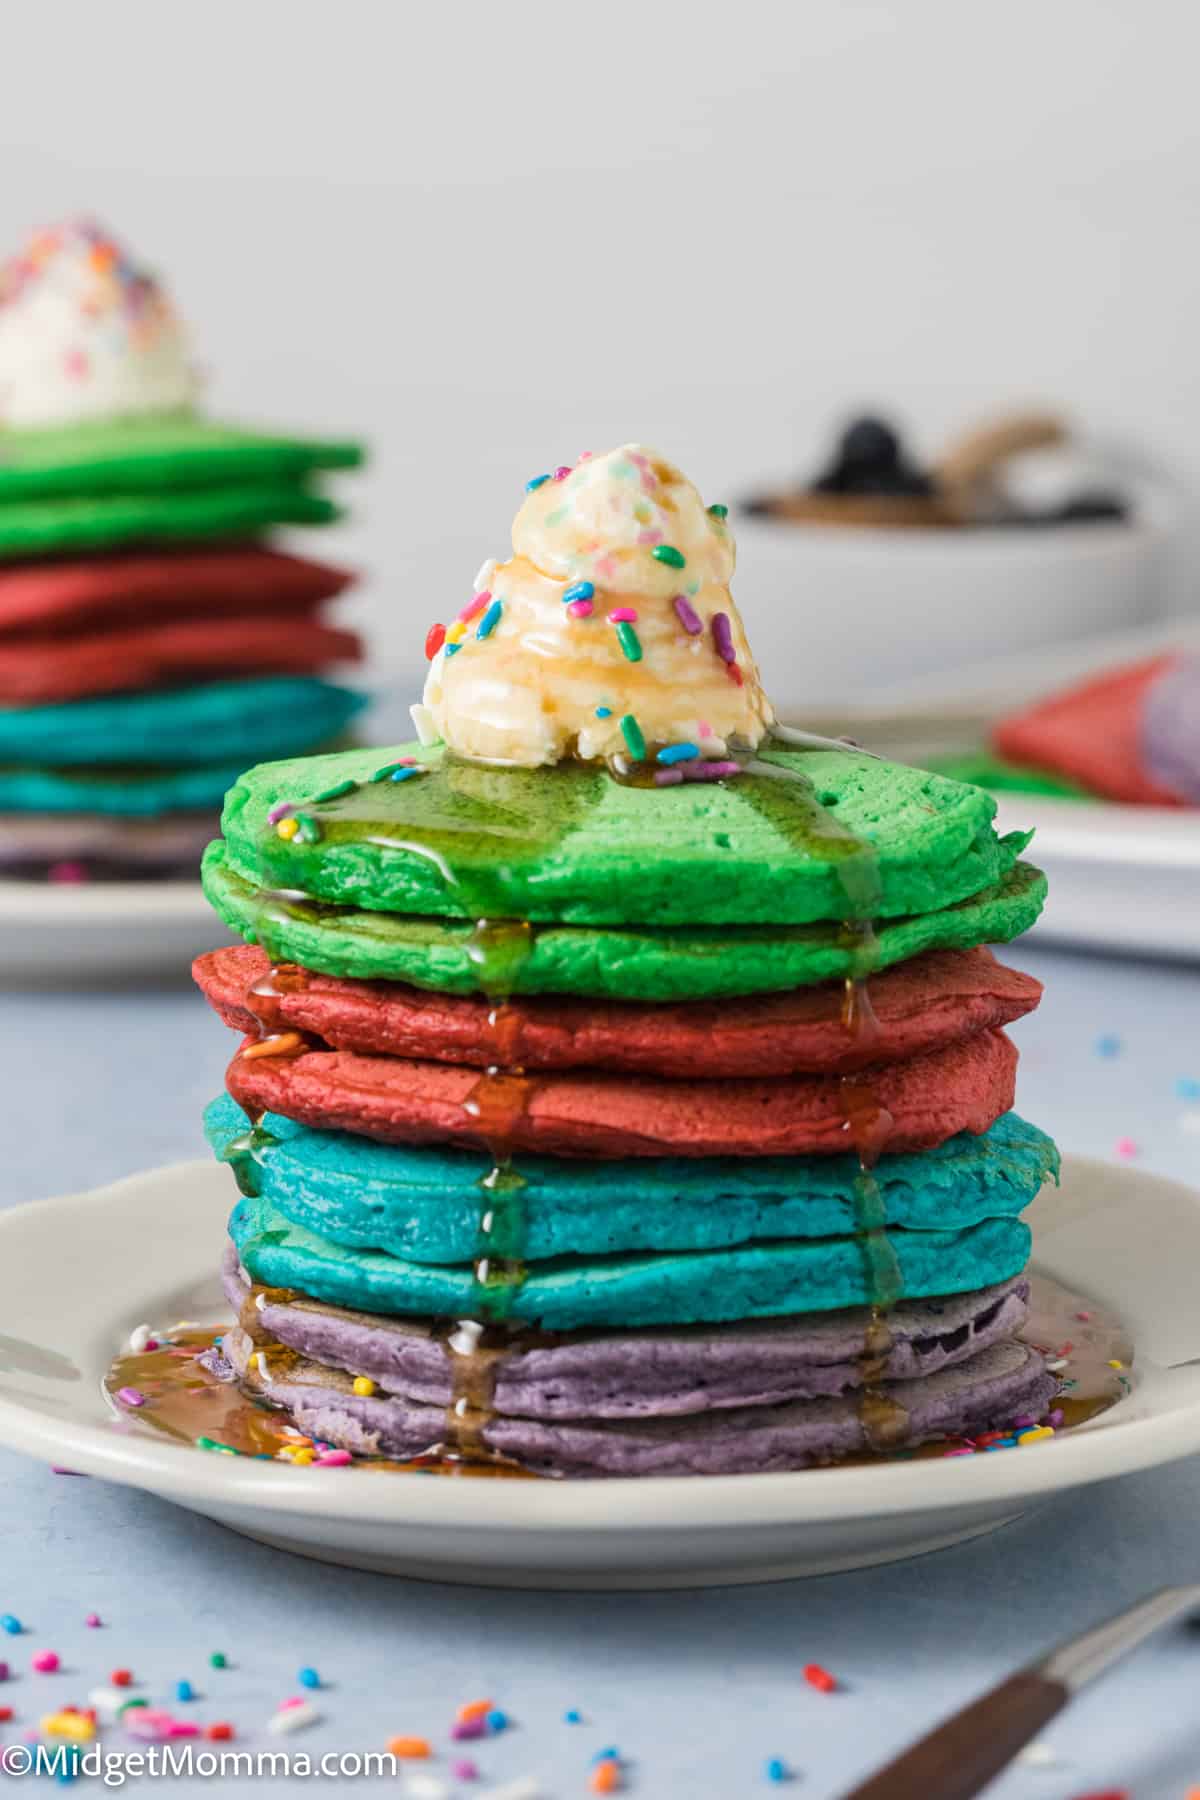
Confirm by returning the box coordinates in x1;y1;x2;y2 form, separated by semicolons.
1;941;1199;1798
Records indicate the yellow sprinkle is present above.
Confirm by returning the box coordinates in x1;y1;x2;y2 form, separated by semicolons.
290;1448;316;1465
276;817;300;841
1108;1359;1125;1370
1017;1426;1054;1445
43;1711;96;1741
353;1376;376;1397
445;619;468;645
248;1352;261;1370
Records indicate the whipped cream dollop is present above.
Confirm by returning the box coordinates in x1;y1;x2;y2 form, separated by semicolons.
422;444;775;767
0;219;200;429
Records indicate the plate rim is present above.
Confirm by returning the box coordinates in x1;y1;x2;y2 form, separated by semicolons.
0;1154;1197;1534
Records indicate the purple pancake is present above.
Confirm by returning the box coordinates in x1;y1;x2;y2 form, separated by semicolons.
214;1314;1055;1477
0;811;216;879
220;1248;1032;1418
1143;657;1200;803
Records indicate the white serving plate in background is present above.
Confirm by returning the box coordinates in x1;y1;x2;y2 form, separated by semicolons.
0;880;233;983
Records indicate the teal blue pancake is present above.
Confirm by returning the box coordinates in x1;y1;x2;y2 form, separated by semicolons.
0;761;260;816
228;1192;1033;1330
202;842;1047;1001
206;1094;1056;1266
0;678;365;769
215;740;1031;929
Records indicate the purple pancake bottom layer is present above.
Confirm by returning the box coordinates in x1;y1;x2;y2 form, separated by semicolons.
220;1248;1032;1418
214;1318;1056;1477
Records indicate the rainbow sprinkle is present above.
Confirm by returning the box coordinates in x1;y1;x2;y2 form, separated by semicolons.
476;599;503;639
711;612;736;665
657;743;700;765
563;581;595;605
608;607;638;623
619;715;647;761
525;473;551;492
652;544;685;569
673;594;703;635
614;621;642;663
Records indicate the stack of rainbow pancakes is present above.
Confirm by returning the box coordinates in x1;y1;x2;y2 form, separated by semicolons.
195;444;1059;1478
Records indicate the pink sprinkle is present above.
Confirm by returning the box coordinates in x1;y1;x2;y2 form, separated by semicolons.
63;348;88;379
280;1697;307;1710
1048;1409;1065;1426
628;451;648;468
553;465;571;480
144;1339;159;1351
85;1614;101;1629
681;759;741;782
451;1718;488;1741
1114;1137;1139;1159
457;592;490;625
266;802;294;826
567;599;594;619
32;1651;59;1673
577;450;593;462
654;770;684;787
673;595;703;635
608;608;638;623
315;1450;352;1467
167;1719;200;1738
47;860;87;884
943;1446;975;1457
636;527;662;546
1074;1310;1092;1322
697;719;712;737
452;1760;480;1781
117;1387;145;1408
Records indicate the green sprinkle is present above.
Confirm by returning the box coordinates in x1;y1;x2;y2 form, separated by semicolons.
543;506;568;528
295;814;322;845
369;761;414;782
708;503;728;520
117;1699;149;1715
611;459;636;480
195;1436;217;1450
210;1653;227;1669
614;620;642;663
652;544;685;569
620;714;647;761
311;779;357;803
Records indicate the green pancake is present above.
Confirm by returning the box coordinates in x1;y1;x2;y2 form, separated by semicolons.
0;481;339;562
216;740;1033;930
0;414;362;500
202;842;1047;1000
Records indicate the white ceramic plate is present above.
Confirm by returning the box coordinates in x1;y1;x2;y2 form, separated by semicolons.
1;1156;1199;1590
0;879;231;982
786;690;1200;962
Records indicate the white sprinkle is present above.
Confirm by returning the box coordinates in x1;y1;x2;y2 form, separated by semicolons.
410;702;440;748
255;1292;268;1311
403;1774;450;1800
267;1701;319;1735
479;1780;544;1800
1018;1740;1058;1766
1044;1357;1069;1372
473;557;498;595
88;1686;132;1720
127;1324;153;1353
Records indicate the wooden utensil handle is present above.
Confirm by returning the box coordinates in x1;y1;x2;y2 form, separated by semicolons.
841;1671;1070;1800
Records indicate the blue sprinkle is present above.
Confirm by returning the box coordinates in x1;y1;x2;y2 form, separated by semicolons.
563;581;595;605
595;706;612;719
1176;1077;1200;1100
525;473;551;492
390;766;423;783
476;599;503;640
0;1616;21;1634
444;642;461;657
486;1709;508;1732
592;1747;620;1765
175;1680;194;1703
656;742;701;766
765;1758;790;1783
564;1709;582;1724
298;1667;320;1689
1095;1034;1122;1058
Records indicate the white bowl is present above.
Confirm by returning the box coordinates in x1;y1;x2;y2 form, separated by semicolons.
735;484;1180;714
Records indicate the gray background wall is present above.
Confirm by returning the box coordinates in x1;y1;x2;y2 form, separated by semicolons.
3;0;1197;688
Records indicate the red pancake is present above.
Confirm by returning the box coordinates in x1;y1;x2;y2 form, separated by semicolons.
225;1028;1018;1160
0;614;361;702
0;548;353;638
195;943;1041;1078
995;655;1183;806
